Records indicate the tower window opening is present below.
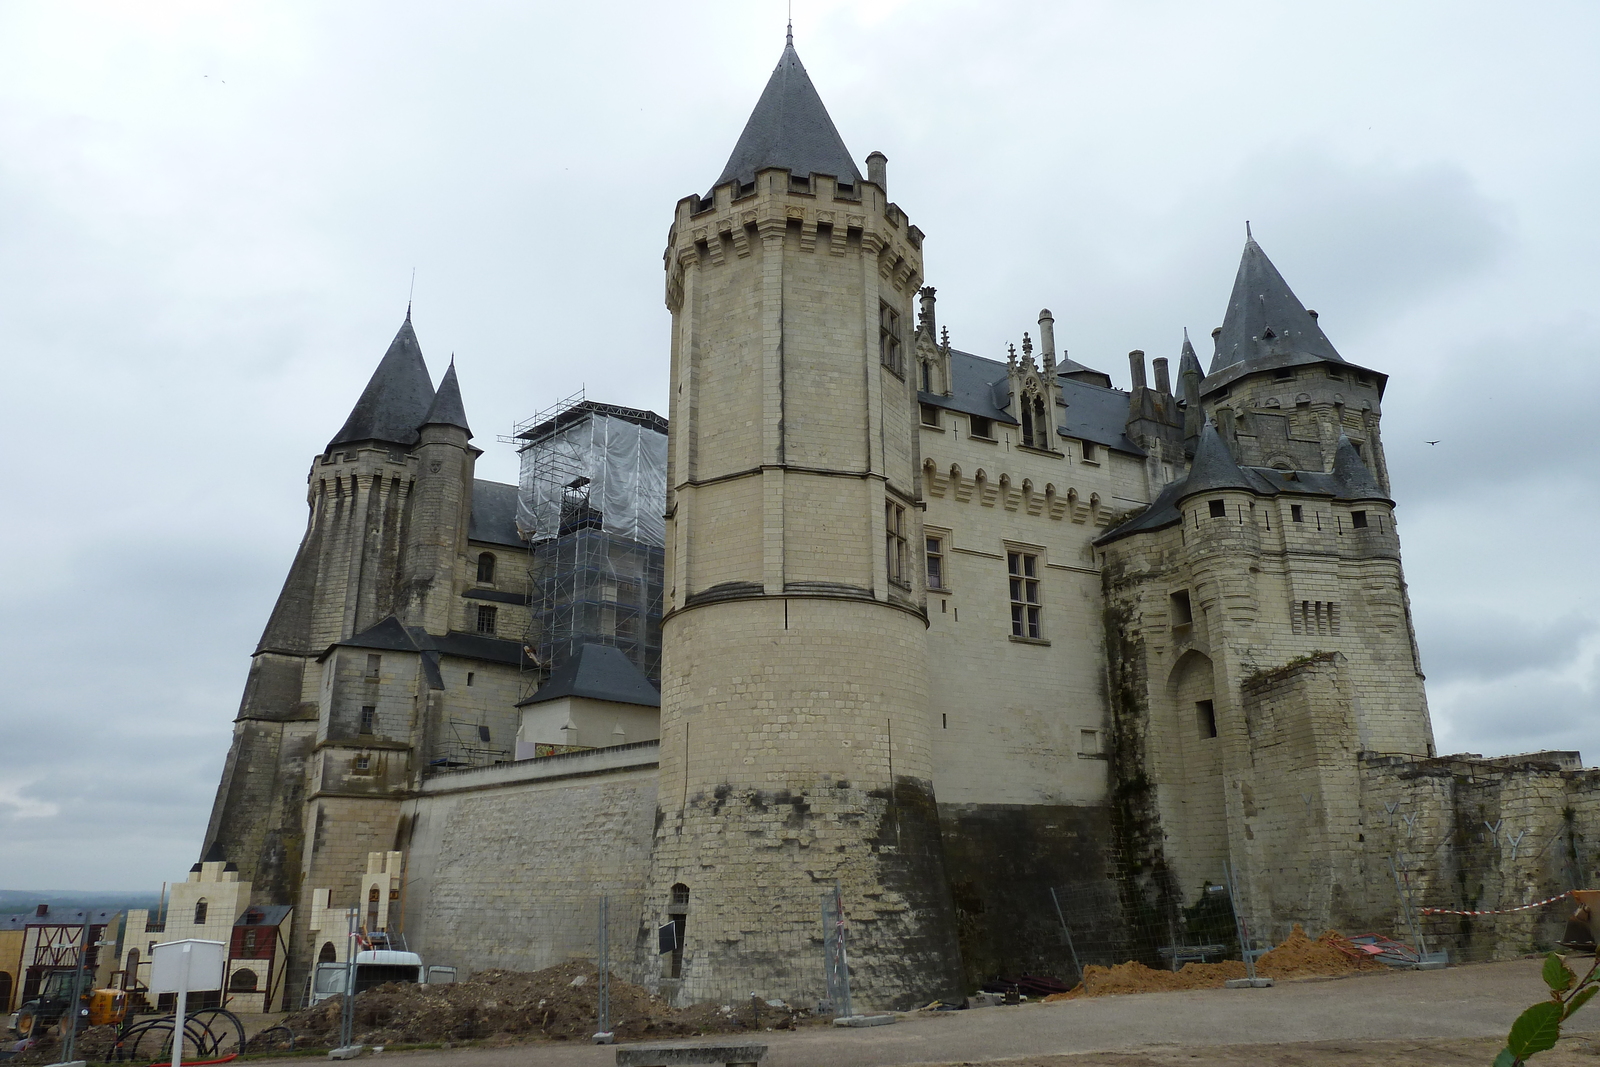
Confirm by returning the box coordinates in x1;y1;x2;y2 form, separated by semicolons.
1008;552;1041;639
885;503;908;588
1274;369;1294;381
1196;700;1218;739
1352;440;1364;457
466;672;475;687
476;605;498;635
1352;510;1368;528
1291;504;1304;523
926;536;946;590
1208;499;1227;518
193;900;208;926
1169;589;1193;629
477;552;496;583
360;706;376;734
879;302;903;376
366;654;381;680
969;415;993;439
1328;367;1344;380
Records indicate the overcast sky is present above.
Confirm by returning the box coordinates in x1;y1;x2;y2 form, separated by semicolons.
2;0;1595;891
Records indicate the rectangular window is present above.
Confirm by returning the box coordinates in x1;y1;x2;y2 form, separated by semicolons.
365;653;381;680
1328;367;1344;380
359;706;376;734
1291;504;1305;523
925;536;945;590
969;415;993;439
466;671;475;686
1208;499;1227;518
1274;368;1294;381
354;754;371;772
885;503;908;586
1196;700;1218;738
1079;728;1100;755
1008;551;1041;639
879;302;903;375
1082;440;1097;461
1169;589;1193;628
920;404;940;427
476;605;498;634
1351;510;1368;528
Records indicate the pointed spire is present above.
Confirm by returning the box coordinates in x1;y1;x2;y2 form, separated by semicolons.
1181;420;1254;498
1210;234;1344;374
1179;331;1205;440
714;36;863;189
421;357;472;436
1333;434;1386;501
327;314;436;452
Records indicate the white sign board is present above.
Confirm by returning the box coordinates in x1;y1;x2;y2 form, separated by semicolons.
150;939;227;994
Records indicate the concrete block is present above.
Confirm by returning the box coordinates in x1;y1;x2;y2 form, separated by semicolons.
329;1046;365;1060
615;1042;768;1066
832;1013;897;1027
1224;978;1274;988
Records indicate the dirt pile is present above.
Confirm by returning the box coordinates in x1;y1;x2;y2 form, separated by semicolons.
281;960;805;1046
1045;926;1390;1000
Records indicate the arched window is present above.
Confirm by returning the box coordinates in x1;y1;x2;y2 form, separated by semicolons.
193;899;208;925
476;552;496;583
229;968;258;992
319;942;338;964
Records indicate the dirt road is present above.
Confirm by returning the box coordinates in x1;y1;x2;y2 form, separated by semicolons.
363;958;1600;1066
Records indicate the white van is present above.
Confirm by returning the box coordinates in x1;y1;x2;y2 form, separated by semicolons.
309;951;456;1005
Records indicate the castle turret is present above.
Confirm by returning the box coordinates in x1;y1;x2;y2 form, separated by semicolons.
398;359;477;633
649;32;962;1010
1202;234;1390;488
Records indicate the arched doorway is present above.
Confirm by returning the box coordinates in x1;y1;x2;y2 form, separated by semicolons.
319;942;337;964
1165;650;1226;894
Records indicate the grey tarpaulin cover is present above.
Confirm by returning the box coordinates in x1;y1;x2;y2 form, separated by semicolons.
517;413;667;547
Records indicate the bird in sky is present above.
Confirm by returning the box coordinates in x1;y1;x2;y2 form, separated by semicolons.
1426;440;1441;445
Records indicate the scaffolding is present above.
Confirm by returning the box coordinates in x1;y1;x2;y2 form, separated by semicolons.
507;391;668;703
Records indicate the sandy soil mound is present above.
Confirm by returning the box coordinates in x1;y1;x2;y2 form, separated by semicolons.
1044;925;1389;1000
281;959;804;1046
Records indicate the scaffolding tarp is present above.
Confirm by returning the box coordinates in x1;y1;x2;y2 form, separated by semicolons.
518;414;667;546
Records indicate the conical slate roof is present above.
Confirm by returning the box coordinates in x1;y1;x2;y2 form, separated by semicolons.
1210;236;1344;374
1332;434;1386;500
420;359;471;436
328;313;437;451
714;34;863;189
1180;421;1254;498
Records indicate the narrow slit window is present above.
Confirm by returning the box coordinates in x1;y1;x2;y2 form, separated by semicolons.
885;503;908;587
879;302;903;375
925;536;945;590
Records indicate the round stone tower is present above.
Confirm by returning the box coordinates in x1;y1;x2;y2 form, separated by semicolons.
645;34;963;1010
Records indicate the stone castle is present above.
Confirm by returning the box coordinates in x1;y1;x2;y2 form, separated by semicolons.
199;33;1594;1011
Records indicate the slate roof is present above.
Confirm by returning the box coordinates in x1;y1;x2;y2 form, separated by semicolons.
1209;236;1345;377
328;313;437;451
919;348;1143;456
469;480;525;548
234;904;292;928
1096;435;1393;545
325;616;531;672
516;643;660;709
1180;422;1254;497
420;360;471;435
714;35;863;190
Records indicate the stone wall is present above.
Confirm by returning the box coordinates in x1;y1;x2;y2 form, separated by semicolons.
397;746;660;977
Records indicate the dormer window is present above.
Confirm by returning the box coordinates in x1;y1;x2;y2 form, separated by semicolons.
1020;394;1049;449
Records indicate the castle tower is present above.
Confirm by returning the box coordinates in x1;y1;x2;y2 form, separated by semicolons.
202;313;438;904
647;33;963;1009
1204;235;1392;493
